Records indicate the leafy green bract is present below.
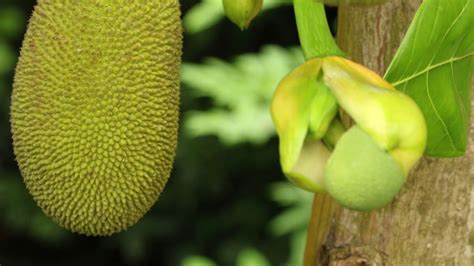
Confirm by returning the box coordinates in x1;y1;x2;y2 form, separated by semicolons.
385;0;474;157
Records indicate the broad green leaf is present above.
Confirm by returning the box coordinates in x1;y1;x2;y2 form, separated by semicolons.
385;0;474;157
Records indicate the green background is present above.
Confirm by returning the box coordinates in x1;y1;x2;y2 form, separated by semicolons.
0;1;338;265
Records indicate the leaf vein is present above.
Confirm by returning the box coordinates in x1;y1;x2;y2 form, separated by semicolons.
449;30;470;126
427;0;441;44
392;53;474;86
424;68;458;152
427;0;470;67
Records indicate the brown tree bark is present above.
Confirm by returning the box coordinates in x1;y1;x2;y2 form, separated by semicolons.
304;1;474;265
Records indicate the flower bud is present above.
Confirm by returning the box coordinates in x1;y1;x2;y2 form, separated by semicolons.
223;0;263;30
271;56;427;211
325;126;405;211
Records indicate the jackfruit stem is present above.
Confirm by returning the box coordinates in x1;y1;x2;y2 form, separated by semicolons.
322;118;346;150
294;0;345;60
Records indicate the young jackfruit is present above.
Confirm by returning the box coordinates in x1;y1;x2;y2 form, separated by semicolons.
324;126;405;211
10;0;182;236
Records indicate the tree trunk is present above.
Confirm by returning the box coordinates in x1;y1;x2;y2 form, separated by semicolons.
304;1;474;265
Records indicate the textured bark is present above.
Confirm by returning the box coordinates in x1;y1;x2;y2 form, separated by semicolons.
304;1;474;265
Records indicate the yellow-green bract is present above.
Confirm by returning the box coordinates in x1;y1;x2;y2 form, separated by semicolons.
10;0;182;236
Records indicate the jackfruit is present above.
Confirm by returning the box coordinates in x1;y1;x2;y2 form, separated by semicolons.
324;126;405;211
10;0;182;236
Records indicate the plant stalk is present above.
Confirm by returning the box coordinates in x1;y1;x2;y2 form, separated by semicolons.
294;0;344;60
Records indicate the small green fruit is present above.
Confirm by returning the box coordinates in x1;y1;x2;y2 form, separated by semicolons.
325;126;405;211
223;0;262;30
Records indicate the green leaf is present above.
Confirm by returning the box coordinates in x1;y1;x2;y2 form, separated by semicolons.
236;248;270;266
385;0;474;157
181;45;304;145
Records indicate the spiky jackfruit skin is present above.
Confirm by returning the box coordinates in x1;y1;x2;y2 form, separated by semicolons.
10;0;182;236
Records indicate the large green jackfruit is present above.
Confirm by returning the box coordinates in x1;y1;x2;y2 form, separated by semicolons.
10;0;182;236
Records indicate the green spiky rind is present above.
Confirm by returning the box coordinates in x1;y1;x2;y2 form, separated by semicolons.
11;0;182;236
325;126;405;211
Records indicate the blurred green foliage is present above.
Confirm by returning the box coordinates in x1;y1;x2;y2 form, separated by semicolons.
0;40;16;75
182;46;304;145
235;248;271;266
0;1;321;265
0;6;25;39
182;255;217;266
